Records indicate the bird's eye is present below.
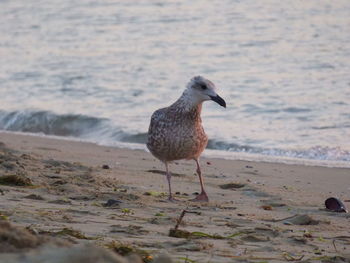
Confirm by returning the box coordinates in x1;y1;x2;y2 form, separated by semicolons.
200;84;207;90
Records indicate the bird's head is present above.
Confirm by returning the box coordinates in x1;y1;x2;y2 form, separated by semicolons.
185;76;226;108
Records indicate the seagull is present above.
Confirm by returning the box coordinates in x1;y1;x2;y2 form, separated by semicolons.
147;76;226;202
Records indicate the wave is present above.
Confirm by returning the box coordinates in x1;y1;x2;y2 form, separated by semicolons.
0;110;108;137
0;110;150;145
207;140;350;162
1;110;350;164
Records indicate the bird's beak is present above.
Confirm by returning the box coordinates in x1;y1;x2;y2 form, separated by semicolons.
209;94;226;108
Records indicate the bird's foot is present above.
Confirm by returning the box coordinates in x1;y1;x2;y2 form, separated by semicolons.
190;192;209;202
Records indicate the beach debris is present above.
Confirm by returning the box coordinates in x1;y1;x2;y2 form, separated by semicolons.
69;195;95;201
171;210;187;231
148;215;173;225
281;214;319;225
44;173;61;179
54;227;95;240
43;159;70;168
106;241;153;262
121;208;134;215
325;197;348;213
303;231;313;238
143;191;166;197
0;212;9;220
221;206;237;210
219;182;245;190
52;179;68;185
48;199;72;205
24;194;45;200
0;174;32;186
332;239;338;253
169;209;245;239
190;232;225;239
282;252;304;261
155;212;165;217
169;210;196;238
169;229;237;240
261;205;273;211
169;228;192;239
103;199;122;207
117;193;139;201
102;164;110;169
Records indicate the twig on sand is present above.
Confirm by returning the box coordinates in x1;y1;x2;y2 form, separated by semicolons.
332;239;338;253
169;208;202;238
174;209;188;231
174;208;200;230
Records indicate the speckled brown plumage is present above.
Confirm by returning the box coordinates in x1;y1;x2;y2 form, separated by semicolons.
146;76;226;202
147;101;208;162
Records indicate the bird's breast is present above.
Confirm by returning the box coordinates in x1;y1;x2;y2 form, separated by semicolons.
147;106;208;162
148;121;208;162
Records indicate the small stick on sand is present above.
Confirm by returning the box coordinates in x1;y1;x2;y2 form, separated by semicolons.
332;239;338;253
174;209;188;231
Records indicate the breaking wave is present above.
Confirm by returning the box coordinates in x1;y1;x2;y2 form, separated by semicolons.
1;110;350;165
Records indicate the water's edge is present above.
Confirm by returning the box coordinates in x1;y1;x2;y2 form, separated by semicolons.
1;110;349;168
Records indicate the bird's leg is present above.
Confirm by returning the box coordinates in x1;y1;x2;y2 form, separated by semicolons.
165;162;176;201
191;159;209;202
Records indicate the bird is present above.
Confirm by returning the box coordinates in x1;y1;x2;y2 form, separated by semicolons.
147;76;226;202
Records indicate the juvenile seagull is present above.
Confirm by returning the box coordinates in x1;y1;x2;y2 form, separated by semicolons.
147;76;226;202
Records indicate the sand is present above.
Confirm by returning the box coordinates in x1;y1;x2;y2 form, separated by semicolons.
0;131;349;263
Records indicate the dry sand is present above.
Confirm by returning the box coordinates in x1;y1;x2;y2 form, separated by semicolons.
0;131;349;263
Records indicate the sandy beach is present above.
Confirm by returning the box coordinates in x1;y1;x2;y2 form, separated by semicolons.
0;131;349;262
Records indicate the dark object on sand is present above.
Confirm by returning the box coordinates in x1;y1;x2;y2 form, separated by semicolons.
219;183;245;189
325;197;347;213
103;199;122;207
102;164;110;169
0;174;32;186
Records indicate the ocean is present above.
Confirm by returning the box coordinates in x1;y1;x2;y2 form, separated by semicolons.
1;0;350;167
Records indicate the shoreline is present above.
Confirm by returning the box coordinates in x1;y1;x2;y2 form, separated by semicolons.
1;130;350;169
0;131;349;262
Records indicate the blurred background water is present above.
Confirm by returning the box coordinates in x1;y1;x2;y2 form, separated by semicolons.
0;0;350;167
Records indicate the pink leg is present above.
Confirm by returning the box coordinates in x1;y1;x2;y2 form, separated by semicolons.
165;162;177;201
191;159;209;202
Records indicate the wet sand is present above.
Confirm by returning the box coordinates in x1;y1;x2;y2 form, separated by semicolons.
0;131;349;262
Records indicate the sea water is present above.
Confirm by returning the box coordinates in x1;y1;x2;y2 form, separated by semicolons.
0;0;349;167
